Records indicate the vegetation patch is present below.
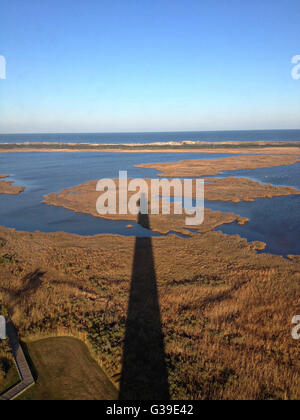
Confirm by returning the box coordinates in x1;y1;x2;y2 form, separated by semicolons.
0;340;20;396
17;337;117;400
0;226;299;399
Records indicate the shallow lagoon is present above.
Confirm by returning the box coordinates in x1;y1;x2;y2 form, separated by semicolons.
0;152;236;237
207;196;300;255
205;162;300;255
0;152;299;255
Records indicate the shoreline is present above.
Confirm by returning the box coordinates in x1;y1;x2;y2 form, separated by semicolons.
0;141;300;155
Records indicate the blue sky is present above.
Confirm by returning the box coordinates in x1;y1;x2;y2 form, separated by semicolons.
0;0;299;133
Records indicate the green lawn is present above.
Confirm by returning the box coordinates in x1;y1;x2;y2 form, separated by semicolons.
18;337;118;400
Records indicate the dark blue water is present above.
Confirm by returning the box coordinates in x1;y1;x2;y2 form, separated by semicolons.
0;152;299;255
1;129;300;144
206;196;300;256
206;162;300;189
203;161;300;255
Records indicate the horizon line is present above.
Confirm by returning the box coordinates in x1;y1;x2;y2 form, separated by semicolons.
1;128;300;136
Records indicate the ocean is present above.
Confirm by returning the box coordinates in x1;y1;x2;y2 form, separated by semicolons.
0;129;300;144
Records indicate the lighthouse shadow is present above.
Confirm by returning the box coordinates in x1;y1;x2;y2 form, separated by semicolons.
119;207;170;400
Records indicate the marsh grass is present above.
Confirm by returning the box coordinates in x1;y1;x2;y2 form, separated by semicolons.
0;227;299;399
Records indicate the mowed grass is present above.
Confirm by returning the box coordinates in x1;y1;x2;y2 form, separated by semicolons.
18;337;117;400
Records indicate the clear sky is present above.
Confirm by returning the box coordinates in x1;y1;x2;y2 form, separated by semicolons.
0;0;299;133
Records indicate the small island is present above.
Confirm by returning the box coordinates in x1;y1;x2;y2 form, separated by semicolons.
0;176;25;195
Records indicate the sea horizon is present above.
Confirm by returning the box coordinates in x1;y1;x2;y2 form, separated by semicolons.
1;128;300;144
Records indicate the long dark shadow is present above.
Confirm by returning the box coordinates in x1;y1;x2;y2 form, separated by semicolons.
119;207;170;400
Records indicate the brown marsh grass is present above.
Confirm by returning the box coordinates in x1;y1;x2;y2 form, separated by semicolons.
0;226;299;399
